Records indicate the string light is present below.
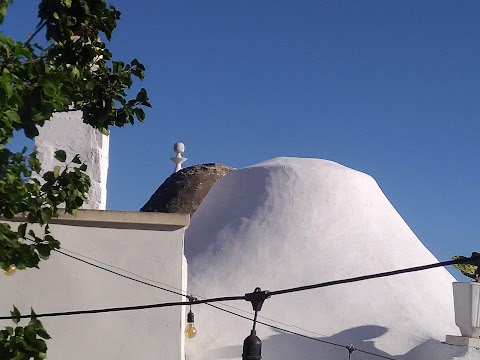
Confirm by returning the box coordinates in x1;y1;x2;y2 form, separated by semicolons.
55;247;398;360
55;248;375;355
184;296;197;339
184;310;196;338
56;247;334;340
2;252;478;360
4;264;16;276
242;288;270;360
2;255;478;320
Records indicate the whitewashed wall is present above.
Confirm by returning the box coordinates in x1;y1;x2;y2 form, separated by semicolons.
0;210;189;360
34;111;109;210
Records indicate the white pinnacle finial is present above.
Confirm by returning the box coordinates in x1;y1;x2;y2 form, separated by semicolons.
171;142;187;173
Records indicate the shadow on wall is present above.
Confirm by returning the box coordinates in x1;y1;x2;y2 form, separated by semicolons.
208;325;468;360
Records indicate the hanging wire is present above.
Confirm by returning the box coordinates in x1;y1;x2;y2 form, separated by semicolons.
57;249;185;297
56;246;331;337
3;254;476;322
0;296;246;320
252;310;258;331
56;248;479;303
268;256;478;297
210;304;394;360
54;248;355;355
3;250;476;359
58;248;187;296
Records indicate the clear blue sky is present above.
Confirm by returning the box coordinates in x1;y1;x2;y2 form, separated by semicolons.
3;1;479;268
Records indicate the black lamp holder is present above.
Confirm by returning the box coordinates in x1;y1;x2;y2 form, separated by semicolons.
245;287;271;313
242;287;270;360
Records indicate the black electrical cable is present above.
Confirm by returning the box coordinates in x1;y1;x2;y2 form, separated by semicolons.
1;255;477;323
207;303;395;360
55;250;473;360
207;303;343;349
53;249;394;359
56;249;185;297
58;248;187;296
269;256;477;296
0;295;245;320
54;248;360;356
5;251;470;359
57;247;330;336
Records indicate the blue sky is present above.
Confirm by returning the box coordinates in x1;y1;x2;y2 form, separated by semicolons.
3;1;479;269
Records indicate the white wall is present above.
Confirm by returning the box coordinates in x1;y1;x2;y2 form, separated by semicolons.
34;111;109;210
0;210;189;360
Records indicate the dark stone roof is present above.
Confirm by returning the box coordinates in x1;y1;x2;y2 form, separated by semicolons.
140;163;235;215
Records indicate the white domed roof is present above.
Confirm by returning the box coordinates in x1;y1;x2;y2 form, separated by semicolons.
185;157;474;360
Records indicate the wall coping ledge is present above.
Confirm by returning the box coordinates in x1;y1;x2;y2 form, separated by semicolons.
7;209;190;231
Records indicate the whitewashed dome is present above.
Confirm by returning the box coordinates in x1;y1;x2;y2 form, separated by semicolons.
185;157;473;360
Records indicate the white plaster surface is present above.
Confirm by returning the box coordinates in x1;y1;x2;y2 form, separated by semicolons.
185;157;478;360
34;111;109;209
0;211;188;360
453;282;480;338
454;349;480;360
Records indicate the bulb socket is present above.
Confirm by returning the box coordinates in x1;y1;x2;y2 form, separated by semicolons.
187;310;194;323
242;330;262;360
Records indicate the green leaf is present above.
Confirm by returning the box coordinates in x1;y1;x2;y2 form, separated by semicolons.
86;80;95;90
71;154;81;164
62;0;72;8
1;69;13;98
11;306;21;324
134;108;145;121
53;165;61;178
135;88;148;103
36;328;51;340
70;67;80;78
36;244;51;259
12;351;26;360
43;83;56;97
18;223;27;238
5;110;21;123
54;150;66;162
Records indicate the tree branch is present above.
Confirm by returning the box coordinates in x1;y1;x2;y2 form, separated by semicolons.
25;20;47;45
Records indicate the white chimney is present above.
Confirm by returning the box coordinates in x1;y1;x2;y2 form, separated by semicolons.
34;110;109;210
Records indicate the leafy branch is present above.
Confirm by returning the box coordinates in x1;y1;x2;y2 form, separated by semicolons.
0;1;152;358
0;307;51;360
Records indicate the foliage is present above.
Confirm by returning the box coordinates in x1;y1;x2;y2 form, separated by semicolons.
0;0;150;271
452;252;480;282
0;148;90;270
0;1;150;358
0;307;50;360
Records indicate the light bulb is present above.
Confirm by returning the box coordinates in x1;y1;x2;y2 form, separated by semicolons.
4;264;16;276
185;323;197;338
184;310;197;338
